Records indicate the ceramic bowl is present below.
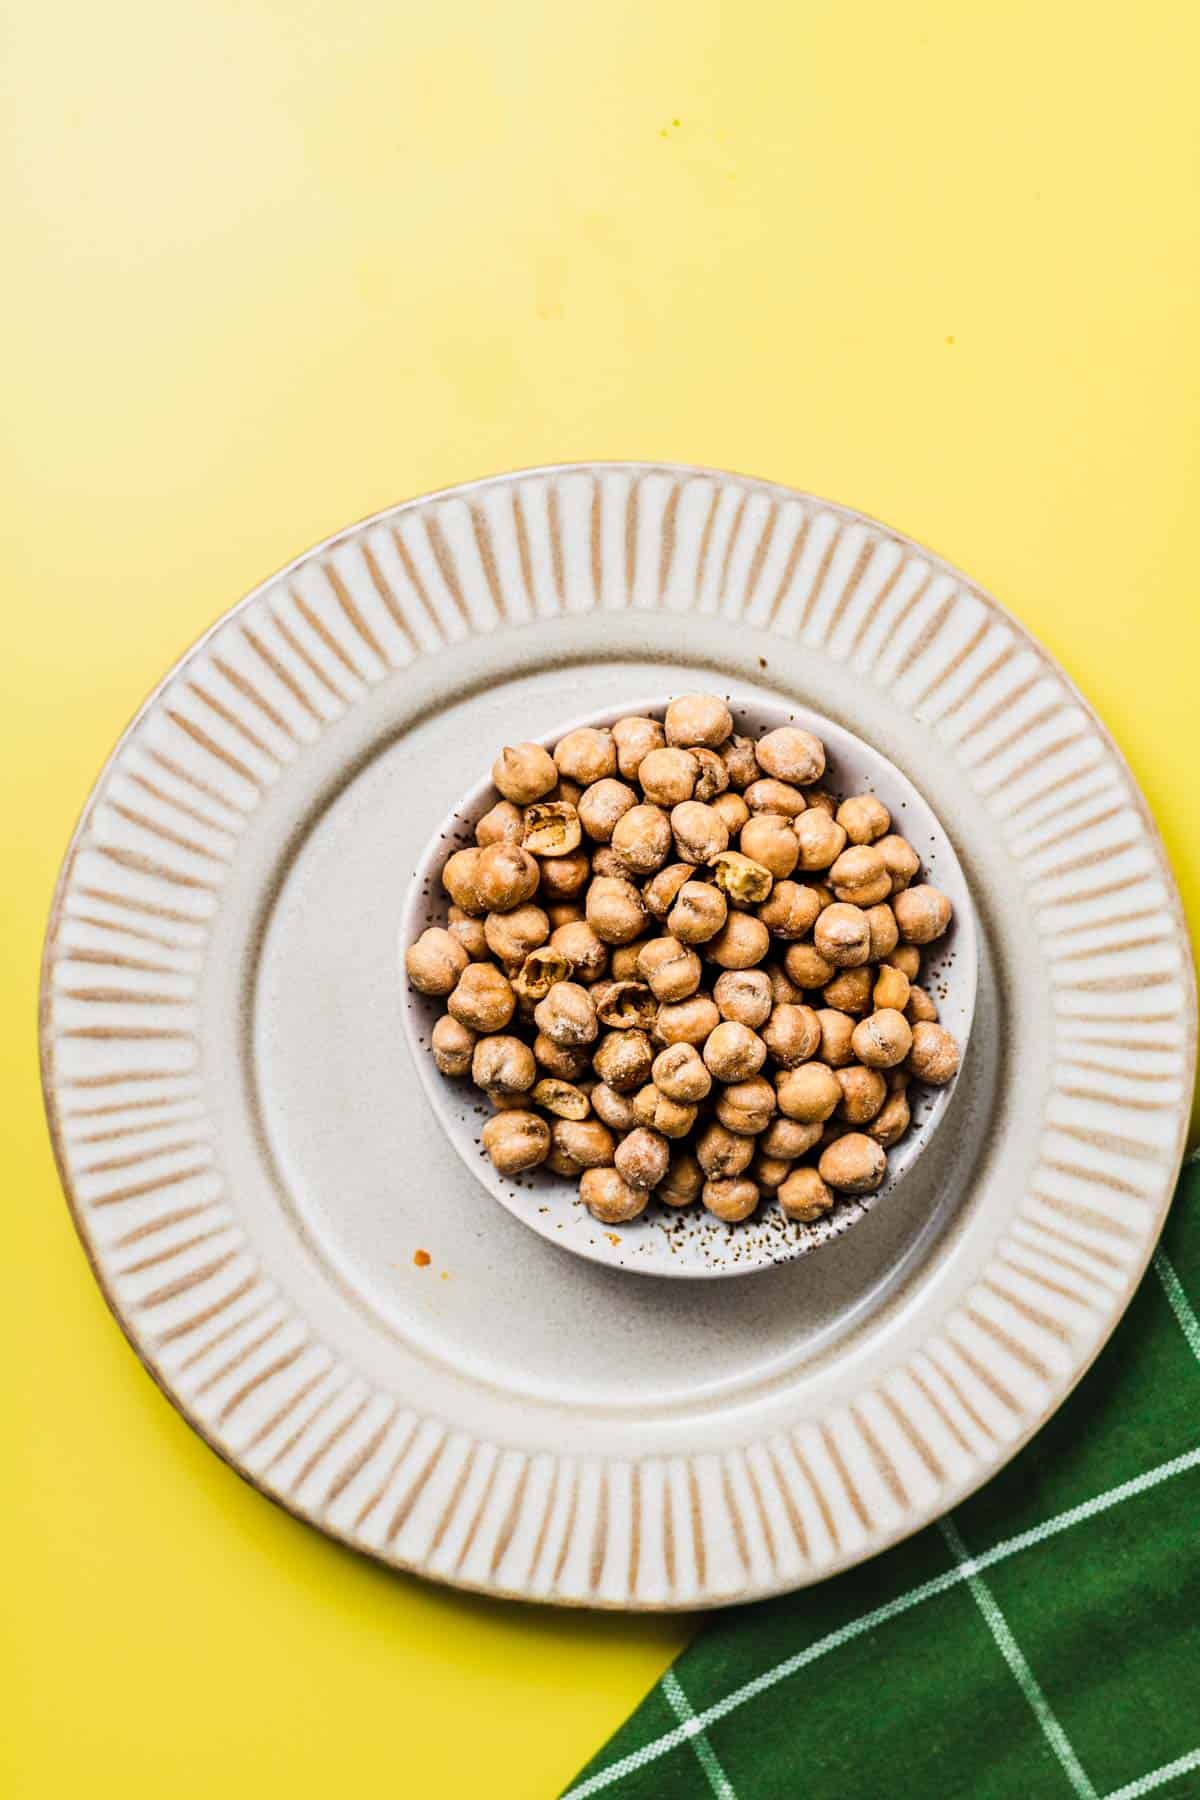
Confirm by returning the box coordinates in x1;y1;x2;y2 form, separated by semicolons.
400;692;977;1277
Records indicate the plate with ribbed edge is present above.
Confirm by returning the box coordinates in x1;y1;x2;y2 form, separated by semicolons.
40;463;1196;1609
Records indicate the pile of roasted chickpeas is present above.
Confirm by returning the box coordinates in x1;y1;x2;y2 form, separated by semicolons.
406;695;961;1229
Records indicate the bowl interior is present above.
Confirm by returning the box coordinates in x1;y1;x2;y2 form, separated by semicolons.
400;694;977;1279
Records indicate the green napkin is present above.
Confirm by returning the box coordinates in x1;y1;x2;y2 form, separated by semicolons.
563;1155;1200;1800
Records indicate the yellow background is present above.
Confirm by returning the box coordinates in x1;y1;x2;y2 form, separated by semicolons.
4;1;1198;1794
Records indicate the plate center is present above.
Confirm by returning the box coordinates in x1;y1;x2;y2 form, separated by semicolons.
250;662;978;1412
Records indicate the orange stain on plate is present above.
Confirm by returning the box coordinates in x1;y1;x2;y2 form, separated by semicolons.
413;1249;431;1268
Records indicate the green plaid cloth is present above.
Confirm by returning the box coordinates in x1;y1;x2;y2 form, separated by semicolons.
564;1155;1200;1800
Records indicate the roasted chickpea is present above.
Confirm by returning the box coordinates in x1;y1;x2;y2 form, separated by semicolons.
545;901;585;930
822;965;874;1016
707;912;771;969
577;778;638;842
829;845;892;907
615;1126;670;1189
594;979;657;1030
448;962;515;1032
703;1177;759;1222
442;845;486;915
631;1084;698;1139
699;1021;762;1082
513;944;572;1003
636;746;698;807
893;885;954;945
696;1121;756;1178
609;944;643;981
835;1064;887;1123
472;1034;537;1095
867;1088;911;1148
778;1166;834;1222
752;1152;792;1190
755;726;825;785
665;693;733;749
533;980;598;1047
819;1132;887;1193
721;734;760;789
532;1078;591;1119
744;777;807;819
887;944;921;981
546;1117;615;1176
522;801;582;859
447;909;489;961
668;880;728;944
877;834;921;894
491;742;558;805
906;986;939;1024
815;1008;855;1066
776;1062;842;1123
757;880;822;939
637;935;702;1002
692;748;730;802
762;1115;823;1159
805;788;836;816
484;903;549;970
651;1042;712;1102
550;920;609;983
658;1148;704;1207
762;1002;821;1067
533;1032;591;1080
655;994;721;1046
581;1165;648;1223
592;1028;654;1092
714;968;773;1027
610;804;673;875
873;963;911;1012
836;794;891;845
907;1021;960;1085
793;810;847;872
713;790;751;835
538;850;591;900
783;942;837;989
672;800;730;865
814;903;872;968
431;1014;476;1077
591;1082;638;1131
554;726;617;785
740;813;799;878
864;903;900;961
586;875;647;945
482;1109;551;1176
590;847;629;880
474;842;540;913
611;715;666;781
852;1008;914;1070
406;926;469;996
476;799;525;846
712;850;774;907
644;862;694;919
767;963;804;1005
716;1075;777;1135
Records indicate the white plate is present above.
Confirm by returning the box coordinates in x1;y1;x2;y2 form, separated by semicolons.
401;691;978;1278
41;463;1196;1609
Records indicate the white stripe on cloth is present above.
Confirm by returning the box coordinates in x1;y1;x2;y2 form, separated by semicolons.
561;1444;1200;1800
662;1670;738;1800
1103;1746;1200;1799
939;1516;1098;1799
1153;1249;1200;1365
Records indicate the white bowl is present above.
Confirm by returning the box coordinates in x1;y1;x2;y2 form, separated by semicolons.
401;693;976;1278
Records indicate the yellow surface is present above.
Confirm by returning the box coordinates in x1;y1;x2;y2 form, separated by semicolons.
3;1;1199;1794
